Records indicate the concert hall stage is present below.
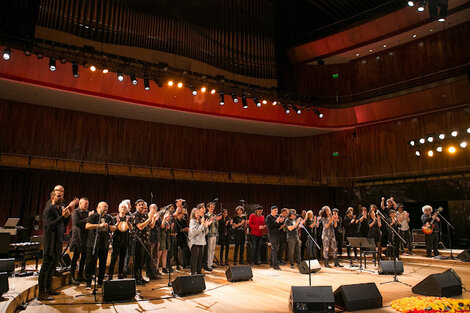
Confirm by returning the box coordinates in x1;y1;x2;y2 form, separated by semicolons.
1;250;469;313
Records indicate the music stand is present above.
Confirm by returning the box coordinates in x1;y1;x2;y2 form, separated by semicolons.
347;237;375;273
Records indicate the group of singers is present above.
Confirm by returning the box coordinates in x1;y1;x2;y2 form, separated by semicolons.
38;185;443;301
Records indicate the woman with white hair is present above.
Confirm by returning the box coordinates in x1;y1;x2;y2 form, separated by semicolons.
188;204;210;275
108;201;133;280
421;205;440;258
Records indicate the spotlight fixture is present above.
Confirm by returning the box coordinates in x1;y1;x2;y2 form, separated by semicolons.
49;58;56;71
461;141;468;148
191;88;198;96
438;16;445;22
210;88;216;94
24;49;31;57
117;71;124;82
219;91;224;105
415;150;421;156
439;133;445;140
451;130;458;137
436;146;443;152
2;47;11;60
130;73;137;85
313;108;323;118
419;138;425;144
90;65;96;72
231;93;239;103
467;127;470;134
282;103;290;114
448;146;456;154
36;52;43;59
262;100;267;105
293;106;301;114
168;80;174;87
418;0;425;12
102;68;109;74
59;57;67;64
72;62;79;78
144;74;150;91
408;0;415;6
427;150;434;157
272;101;277;106
253;97;261;107
409;140;415;146
427;136;434;142
177;82;183;88
241;94;248;109
201;87;207;93
319;113;324;118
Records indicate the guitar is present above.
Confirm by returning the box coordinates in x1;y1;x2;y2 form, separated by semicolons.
421;207;443;235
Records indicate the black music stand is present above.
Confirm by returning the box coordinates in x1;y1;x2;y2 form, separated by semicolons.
347;237;375;273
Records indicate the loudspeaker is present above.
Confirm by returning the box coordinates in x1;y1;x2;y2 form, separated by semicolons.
103;278;136;302
172;274;206;296
298;260;321;274
289;286;334;313
334;283;383;311
226;265;253;282
457;250;470;262
378;260;404;275
0;259;15;276
0;272;8;296
412;269;462;297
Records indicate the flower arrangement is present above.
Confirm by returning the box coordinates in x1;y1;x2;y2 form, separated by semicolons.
391;296;470;313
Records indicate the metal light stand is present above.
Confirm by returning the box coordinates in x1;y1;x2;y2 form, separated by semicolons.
299;223;321;286
377;210;411;287
437;211;456;259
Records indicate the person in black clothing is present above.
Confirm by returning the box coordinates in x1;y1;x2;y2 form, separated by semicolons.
357;206;369;237
38;188;77;301
277;208;289;264
421;205;440;257
148;204;162;275
343;207;358;260
218;209;231;266
265;206;284;270
232;206;246;265
314;212;323;260
108;202;133;280
367;207;382;260
84;201;115;289
70;197;91;285
133;200;159;285
285;210;303;269
304;210;317;259
300;210;307;260
174;209;190;269
332;208;343;259
386;210;400;259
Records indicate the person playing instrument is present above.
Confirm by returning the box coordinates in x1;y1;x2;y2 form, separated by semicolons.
70;197;92;285
188;204;210;275
396;204;413;255
421;205;440;258
368;205;383;260
285;209;303;269
108;202;133;280
232;206;247;265
343;207;358;261
84;202;115;289
38;188;77;301
249;206;266;265
265;206;283;270
320;206;341;268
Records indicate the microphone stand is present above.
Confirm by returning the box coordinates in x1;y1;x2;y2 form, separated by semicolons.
376;210;411;287
76;222;101;301
299;222;321;287
437;211;456;260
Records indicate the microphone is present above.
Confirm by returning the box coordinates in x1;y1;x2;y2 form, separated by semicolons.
213;198;219;203
376;209;386;219
239;199;245;203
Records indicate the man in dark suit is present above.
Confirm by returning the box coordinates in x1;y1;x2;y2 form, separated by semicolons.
38;188;78;301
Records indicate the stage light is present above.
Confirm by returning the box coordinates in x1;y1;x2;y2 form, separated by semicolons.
451;130;458;137
436;146;443;152
412;34;417;38
313;109;323;118
201;87;207;93
117;71;124;82
254;97;261;107
319;113;324;118
419;138;425;144
293;106;301;114
439;133;445;140
49;58;56;71
427;136;434;142
24;49;31;57
282;104;290;114
418;0;425;11
448;146;456;154
210;88;216;94
460;141;468;148
409;140;415;146
90;65;96;72
2;47;11;60
219;92;224;105
415;150;421;156
262;100;267;105
102;68;109;74
177;82;183;88
168;80;174;87
231;93;239;103
438;17;445;22
72;62;79;78
272;101;277;106
241;94;248;109
37;52;43;59
192;88;198;96
144;75;150;91
59;57;67;64
130;74;137;85
467;127;470;134
427;150;434;157
408;0;415;6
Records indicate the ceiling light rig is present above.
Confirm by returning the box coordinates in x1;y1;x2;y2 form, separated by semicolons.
409;0;447;22
408;127;470;156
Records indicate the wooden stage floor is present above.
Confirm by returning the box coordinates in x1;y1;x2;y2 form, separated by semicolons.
7;256;470;313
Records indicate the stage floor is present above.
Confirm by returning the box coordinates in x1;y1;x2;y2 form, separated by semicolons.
11;258;470;313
